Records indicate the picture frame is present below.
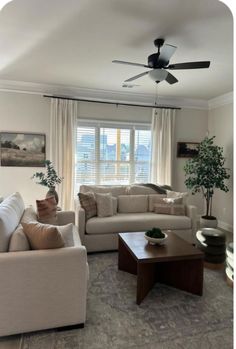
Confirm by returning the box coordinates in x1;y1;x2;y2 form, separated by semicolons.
0;132;46;167
177;142;200;158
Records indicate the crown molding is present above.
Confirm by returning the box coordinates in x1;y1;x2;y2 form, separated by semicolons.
0;79;210;110
208;91;233;110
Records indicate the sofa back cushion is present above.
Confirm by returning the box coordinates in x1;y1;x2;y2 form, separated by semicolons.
80;185;127;197
128;185;157;195
148;194;167;212
118;195;148;213
95;193;113;217
0;192;25;252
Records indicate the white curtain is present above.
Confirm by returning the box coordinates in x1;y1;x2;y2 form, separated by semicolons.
50;98;77;210
150;108;176;186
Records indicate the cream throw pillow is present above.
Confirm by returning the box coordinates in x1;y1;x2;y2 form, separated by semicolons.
22;222;65;250
166;190;188;204
8;224;30;252
95;193;113;217
58;223;74;247
154;200;185;216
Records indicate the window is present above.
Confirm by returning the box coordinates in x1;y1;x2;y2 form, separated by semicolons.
76;121;151;188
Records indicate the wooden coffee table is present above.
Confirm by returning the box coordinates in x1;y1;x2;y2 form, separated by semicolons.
118;232;204;305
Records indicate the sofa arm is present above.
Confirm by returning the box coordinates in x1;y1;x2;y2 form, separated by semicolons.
78;207;86;243
0;246;88;336
186;205;197;234
57;210;75;225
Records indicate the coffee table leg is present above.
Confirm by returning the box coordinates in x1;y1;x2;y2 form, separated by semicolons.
137;263;156;305
118;236;137;275
157;258;204;296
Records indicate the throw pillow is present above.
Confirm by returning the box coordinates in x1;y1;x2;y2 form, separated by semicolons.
21;206;38;224
163;197;183;204
95;193;113;217
8;224;30;252
58;223;74;247
78;192;97;220
148;194;167;212
166;190;188;204
22;222;65;250
154;200;185;216
36;196;58;225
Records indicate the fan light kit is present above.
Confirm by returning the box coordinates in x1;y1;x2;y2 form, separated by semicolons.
0;0;13;11
112;38;210;85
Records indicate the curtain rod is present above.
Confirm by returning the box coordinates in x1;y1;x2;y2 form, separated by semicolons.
43;94;181;110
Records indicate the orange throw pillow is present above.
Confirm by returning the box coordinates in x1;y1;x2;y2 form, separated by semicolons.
22;222;64;250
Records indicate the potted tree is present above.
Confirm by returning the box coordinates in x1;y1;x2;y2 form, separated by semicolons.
32;160;63;204
184;136;230;228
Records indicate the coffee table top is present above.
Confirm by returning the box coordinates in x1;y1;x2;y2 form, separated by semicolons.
118;232;204;263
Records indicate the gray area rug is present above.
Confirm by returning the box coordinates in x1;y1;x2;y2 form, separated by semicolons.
21;252;233;349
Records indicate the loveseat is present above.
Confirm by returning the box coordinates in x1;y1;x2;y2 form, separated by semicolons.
0;192;88;337
78;185;197;252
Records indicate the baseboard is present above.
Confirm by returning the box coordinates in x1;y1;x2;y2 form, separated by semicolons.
196;215;233;233
217;220;233;233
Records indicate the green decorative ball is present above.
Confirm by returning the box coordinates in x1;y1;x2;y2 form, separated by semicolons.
146;227;165;239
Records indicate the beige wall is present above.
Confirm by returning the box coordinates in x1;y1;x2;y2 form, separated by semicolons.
0;92;51;206
208;103;233;231
1;90;231;223
173;108;208;211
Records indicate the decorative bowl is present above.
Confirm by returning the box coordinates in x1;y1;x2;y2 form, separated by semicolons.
144;232;168;245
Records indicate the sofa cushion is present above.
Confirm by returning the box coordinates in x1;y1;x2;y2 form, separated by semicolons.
0;192;25;252
22;222;65;250
148;194;167;212
95;193;113;217
80;185;128;197
86;212;191;235
8;224;30;252
36;196;58;225
128;185;157;195
118;195;148;213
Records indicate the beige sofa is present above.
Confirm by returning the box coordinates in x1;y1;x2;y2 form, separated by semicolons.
0;192;88;337
78;185;197;252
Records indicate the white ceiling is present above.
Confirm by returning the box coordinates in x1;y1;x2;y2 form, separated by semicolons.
0;0;233;101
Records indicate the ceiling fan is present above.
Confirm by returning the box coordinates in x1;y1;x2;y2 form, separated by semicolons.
112;38;210;85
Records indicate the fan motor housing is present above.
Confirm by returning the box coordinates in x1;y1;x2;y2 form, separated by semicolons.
148;53;167;69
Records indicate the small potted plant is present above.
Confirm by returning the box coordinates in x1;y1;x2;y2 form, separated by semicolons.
184;136;230;228
32;160;63;204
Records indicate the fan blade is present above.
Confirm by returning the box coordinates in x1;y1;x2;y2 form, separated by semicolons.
167;61;210;70
112;60;150;68
157;44;177;66
125;71;149;82
165;72;178;84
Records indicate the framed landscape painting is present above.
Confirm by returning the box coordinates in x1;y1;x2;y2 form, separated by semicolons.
0;132;46;167
177;142;200;158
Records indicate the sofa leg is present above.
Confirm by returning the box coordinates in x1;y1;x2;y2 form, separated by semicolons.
56;323;84;331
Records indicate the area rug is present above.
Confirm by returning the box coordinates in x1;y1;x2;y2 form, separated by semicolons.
21;252;233;349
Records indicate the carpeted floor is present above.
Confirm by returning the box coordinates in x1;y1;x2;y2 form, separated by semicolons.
20;252;233;349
